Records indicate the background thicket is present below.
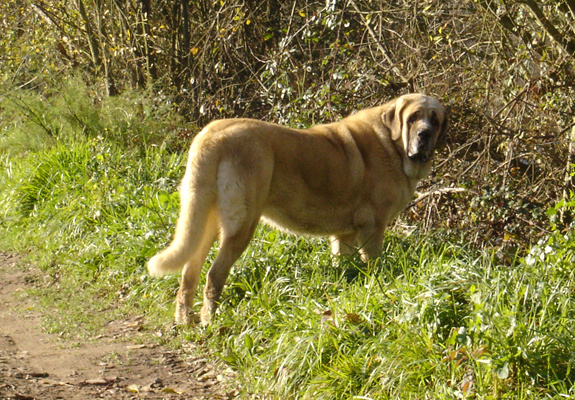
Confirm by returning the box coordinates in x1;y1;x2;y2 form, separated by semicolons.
2;0;574;246
2;1;575;398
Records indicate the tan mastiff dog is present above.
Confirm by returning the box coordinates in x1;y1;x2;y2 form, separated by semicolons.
148;93;448;325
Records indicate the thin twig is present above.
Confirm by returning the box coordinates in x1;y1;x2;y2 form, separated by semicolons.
408;187;468;209
347;0;409;85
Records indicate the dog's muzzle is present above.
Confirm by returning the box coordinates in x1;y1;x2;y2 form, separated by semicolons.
408;129;433;163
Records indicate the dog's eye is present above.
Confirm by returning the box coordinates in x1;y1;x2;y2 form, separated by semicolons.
407;114;418;125
430;116;439;127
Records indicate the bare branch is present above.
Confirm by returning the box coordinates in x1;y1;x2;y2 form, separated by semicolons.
347;0;409;86
520;0;575;58
408;188;469;209
565;0;575;21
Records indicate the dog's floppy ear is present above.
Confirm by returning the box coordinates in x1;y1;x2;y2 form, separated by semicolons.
382;97;403;141
436;108;449;148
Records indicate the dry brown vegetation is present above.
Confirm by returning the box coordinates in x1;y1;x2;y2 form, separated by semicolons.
2;0;574;248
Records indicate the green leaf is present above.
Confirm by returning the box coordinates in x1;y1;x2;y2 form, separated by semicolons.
244;333;254;350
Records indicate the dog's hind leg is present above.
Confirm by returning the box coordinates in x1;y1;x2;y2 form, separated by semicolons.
174;209;219;325
199;218;259;325
199;158;266;325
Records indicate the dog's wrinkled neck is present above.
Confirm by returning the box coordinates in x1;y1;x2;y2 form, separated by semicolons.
402;153;433;183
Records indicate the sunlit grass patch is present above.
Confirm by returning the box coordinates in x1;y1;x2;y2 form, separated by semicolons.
188;231;575;399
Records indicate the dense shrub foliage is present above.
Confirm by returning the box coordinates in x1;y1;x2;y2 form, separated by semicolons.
2;0;574;246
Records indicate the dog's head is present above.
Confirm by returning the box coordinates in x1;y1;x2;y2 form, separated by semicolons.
383;94;448;164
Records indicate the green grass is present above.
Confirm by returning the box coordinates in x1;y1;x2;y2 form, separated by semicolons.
199;232;575;399
1;84;575;399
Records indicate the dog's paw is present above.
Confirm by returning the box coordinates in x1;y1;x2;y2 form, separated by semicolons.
199;303;214;326
174;301;199;325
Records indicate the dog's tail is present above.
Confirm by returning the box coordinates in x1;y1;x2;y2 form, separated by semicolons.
147;143;218;277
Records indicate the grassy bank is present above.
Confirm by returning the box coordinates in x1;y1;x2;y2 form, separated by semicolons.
1;84;574;399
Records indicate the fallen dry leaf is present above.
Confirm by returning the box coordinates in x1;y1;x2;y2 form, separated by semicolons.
344;313;362;324
126;384;140;393
161;387;182;394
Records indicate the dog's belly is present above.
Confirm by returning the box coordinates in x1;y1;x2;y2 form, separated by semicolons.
261;204;354;236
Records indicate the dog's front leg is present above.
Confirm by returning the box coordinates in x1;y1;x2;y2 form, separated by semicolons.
329;233;357;256
352;207;386;261
356;226;385;262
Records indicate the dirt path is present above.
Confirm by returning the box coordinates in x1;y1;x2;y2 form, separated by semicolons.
0;253;237;400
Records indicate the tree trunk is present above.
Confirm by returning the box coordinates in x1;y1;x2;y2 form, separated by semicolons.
139;0;157;85
77;0;101;68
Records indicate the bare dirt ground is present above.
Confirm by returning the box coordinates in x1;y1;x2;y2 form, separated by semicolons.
0;252;238;400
